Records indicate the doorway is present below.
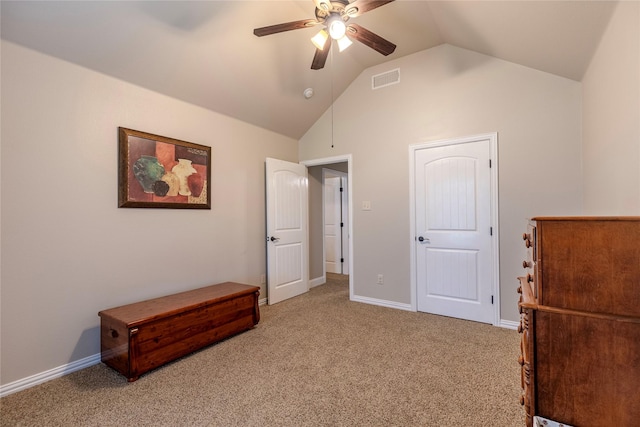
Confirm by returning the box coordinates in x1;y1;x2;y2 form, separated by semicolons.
323;168;349;275
302;155;353;299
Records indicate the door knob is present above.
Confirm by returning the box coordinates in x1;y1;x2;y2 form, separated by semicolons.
269;236;279;242
418;236;430;243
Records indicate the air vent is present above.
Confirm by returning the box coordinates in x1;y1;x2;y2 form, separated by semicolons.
372;68;400;90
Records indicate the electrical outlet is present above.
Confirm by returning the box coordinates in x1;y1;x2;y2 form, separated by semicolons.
260;274;266;285
377;274;384;285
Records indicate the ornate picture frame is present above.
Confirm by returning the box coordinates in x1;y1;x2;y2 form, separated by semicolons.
118;127;211;209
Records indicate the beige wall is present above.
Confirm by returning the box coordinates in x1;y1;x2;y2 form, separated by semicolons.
300;44;583;323
0;41;297;386
582;1;640;214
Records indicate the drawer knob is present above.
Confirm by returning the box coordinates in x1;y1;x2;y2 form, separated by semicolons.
522;260;532;268
517;286;522;294
527;273;534;283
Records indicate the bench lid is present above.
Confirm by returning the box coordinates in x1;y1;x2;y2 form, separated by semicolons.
98;282;259;327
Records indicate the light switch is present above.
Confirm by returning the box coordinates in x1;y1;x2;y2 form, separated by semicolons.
362;201;371;211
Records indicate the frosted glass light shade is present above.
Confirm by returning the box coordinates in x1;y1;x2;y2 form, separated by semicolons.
311;29;329;50
337;36;352;52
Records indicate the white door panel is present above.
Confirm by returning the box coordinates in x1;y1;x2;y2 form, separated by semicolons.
426;156;478;230
426;248;479;300
415;136;497;324
266;158;309;305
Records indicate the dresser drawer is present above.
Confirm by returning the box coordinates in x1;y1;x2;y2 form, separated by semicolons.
532;217;640;317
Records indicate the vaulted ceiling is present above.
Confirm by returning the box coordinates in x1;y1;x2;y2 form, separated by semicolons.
1;1;618;139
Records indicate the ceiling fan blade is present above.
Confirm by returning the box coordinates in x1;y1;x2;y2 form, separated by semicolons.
313;0;332;12
253;19;319;37
311;37;332;70
344;0;395;18
346;23;396;56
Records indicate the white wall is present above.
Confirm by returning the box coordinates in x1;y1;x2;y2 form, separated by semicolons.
300;44;583;323
0;41;298;387
582;1;640;214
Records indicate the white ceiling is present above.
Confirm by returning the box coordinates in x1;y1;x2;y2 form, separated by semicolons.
1;1;618;139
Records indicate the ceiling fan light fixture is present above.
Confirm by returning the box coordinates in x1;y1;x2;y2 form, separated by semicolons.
337;35;352;52
253;0;397;70
311;29;329;50
328;18;346;40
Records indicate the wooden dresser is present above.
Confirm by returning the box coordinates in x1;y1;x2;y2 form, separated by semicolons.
517;217;640;427
99;282;260;382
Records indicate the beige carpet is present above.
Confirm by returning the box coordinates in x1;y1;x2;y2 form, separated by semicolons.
0;274;525;426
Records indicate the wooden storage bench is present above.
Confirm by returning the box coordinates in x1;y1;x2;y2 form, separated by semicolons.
98;282;260;381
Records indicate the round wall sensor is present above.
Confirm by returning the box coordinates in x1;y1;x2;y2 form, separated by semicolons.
303;88;314;99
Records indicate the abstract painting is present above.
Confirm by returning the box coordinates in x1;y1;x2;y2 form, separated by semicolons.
118;127;211;209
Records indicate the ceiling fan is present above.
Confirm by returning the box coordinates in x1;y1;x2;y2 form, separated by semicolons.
253;0;396;70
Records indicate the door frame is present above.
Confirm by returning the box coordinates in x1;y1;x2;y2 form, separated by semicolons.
301;155;353;300
409;133;500;325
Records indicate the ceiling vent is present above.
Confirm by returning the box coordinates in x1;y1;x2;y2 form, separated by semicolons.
372;68;400;90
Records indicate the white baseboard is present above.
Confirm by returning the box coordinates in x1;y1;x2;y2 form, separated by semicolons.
309;276;325;288
498;319;519;330
0;353;101;398
352;296;522;331
351;295;414;311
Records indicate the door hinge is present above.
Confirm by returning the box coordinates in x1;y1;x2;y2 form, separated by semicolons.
491;295;494;304
489;159;492;168
340;222;344;227
340;187;343;192
340;258;344;263
490;226;493;236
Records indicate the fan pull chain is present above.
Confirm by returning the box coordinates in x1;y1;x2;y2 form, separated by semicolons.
330;43;335;149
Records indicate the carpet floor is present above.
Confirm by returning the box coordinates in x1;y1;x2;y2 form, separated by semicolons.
0;274;525;426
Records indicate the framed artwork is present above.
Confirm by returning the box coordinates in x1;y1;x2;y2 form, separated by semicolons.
118;127;211;209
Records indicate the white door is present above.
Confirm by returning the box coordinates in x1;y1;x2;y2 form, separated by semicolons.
266;158;309;305
324;176;342;274
414;136;497;324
